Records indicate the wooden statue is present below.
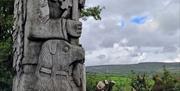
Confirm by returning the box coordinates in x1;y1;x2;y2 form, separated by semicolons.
12;0;86;91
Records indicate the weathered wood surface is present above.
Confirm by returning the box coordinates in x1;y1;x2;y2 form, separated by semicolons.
13;0;86;91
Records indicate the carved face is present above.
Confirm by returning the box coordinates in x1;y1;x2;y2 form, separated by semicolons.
74;22;82;36
67;20;82;38
48;0;72;19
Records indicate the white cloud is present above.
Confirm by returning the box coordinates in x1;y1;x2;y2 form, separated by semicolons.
161;54;180;63
99;24;106;30
85;40;144;66
162;0;172;6
85;44;179;66
121;38;128;45
81;0;180;65
137;19;159;32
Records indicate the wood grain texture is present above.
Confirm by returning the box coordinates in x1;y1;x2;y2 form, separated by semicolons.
13;0;86;91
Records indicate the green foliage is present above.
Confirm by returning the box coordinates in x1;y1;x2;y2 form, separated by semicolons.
175;82;180;91
151;67;180;91
0;0;14;90
0;35;13;91
87;68;180;91
81;5;104;20
130;73;153;91
161;66;179;91
86;73;131;91
0;0;14;41
0;38;12;60
0;54;14;91
130;68;180;91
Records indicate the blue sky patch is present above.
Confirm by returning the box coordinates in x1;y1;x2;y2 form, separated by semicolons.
131;16;148;24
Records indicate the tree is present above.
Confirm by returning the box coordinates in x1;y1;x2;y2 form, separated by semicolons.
81;5;104;20
0;0;14;90
130;73;152;91
0;0;14;41
161;66;178;91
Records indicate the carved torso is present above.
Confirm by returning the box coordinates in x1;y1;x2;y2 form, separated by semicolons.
36;40;84;91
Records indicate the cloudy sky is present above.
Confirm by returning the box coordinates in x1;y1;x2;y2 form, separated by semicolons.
79;0;180;66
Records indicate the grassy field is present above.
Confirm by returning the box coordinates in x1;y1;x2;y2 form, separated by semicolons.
86;72;180;91
86;73;132;91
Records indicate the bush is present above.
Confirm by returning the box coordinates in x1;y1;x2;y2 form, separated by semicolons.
161;67;179;91
152;66;180;91
130;73;153;91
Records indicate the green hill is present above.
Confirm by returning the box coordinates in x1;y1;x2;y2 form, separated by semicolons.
86;62;180;75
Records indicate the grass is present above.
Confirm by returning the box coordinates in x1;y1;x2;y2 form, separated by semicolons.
86;72;180;91
86;73;132;91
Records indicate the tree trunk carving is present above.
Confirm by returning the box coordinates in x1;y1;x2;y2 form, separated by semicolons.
12;0;86;91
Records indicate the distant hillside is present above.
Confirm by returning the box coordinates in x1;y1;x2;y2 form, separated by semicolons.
86;62;180;75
